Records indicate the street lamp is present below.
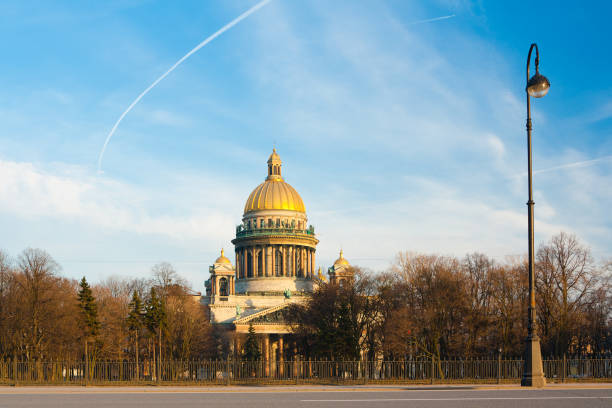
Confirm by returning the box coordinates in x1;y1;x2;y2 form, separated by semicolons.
521;43;549;388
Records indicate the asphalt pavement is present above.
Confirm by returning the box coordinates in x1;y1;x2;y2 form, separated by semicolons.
0;384;610;408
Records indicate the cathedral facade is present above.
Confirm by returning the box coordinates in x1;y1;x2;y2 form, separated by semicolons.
202;149;353;360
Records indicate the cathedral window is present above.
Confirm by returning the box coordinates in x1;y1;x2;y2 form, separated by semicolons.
219;277;228;296
275;250;283;276
247;253;253;278
268;218;273;227
257;250;264;276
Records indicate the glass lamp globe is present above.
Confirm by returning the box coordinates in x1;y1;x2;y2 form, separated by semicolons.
527;73;550;98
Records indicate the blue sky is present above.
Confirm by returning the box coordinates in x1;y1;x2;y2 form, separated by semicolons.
1;0;610;288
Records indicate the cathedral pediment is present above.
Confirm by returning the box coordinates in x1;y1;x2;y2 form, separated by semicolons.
234;303;292;325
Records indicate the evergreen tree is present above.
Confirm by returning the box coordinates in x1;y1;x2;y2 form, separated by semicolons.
77;276;100;381
127;290;144;333
145;287;167;379
77;276;100;339
242;323;261;361
145;287;167;337
127;290;144;376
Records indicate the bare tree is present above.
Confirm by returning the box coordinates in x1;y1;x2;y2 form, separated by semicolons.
536;232;598;355
387;253;468;371
0;250;17;358
151;262;187;296
462;253;495;356
14;248;79;359
92;280;132;360
489;260;528;356
16;248;61;359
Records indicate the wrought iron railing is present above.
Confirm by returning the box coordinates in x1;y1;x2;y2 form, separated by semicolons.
235;227;316;239
0;357;610;385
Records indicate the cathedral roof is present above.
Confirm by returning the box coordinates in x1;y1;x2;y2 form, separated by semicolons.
243;149;306;214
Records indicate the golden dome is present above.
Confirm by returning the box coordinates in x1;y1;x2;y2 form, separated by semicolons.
334;250;350;266
243;149;306;214
244;180;306;213
215;249;231;264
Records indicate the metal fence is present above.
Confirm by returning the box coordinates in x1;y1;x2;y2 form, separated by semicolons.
0;357;610;385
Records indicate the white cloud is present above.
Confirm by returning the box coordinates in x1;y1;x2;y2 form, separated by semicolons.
486;134;505;158
0;158;238;241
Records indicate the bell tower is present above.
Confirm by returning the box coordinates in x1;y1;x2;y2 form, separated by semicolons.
328;250;353;286
205;249;236;303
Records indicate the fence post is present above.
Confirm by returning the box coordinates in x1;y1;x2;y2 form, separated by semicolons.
85;342;89;387
562;354;566;383
156;358;160;384
364;360;368;385
430;355;435;385
12;357;18;386
497;351;502;384
226;356;231;386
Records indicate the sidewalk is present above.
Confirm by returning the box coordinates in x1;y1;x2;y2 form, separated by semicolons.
0;383;610;394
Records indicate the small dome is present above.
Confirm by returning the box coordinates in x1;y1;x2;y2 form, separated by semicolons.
334;250;350;267
268;148;281;163
215;249;231;264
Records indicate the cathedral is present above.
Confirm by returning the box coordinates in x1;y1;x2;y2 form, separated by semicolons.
202;149;353;360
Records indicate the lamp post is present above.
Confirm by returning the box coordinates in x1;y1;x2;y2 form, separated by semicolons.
521;43;550;388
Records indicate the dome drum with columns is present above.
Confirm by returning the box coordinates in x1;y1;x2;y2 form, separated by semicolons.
202;149;353;361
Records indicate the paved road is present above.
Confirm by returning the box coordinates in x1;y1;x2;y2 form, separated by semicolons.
0;386;610;408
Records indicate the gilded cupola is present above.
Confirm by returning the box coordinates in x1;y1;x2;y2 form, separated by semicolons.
215;248;231;264
243;149;306;214
333;250;350;267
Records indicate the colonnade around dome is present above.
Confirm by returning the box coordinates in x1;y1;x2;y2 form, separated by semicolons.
234;244;316;280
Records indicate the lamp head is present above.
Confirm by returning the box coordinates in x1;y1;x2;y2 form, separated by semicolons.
527;72;550;98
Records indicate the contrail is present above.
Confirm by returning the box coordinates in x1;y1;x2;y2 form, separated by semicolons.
533;155;612;175
407;14;455;26
511;154;612;178
97;0;272;173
